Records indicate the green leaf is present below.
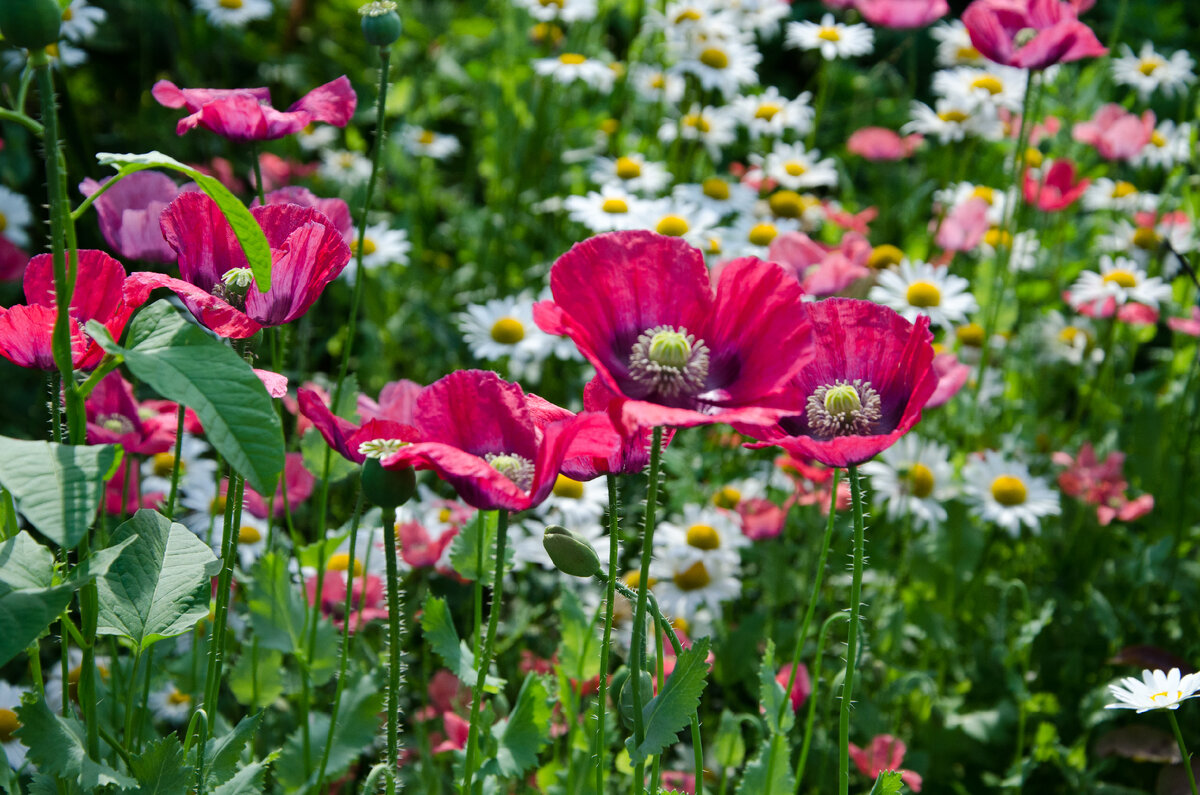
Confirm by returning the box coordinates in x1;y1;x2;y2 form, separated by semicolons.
276;675;383;790
0;530;55;590
95;509;220;651
128;735;195;795
868;770;905;795
229;648;285;709
95;152;272;291
625;636;711;765
480;674;552;778
714;709;747;770
450;510;498;581
211;756;273;795
0;436;117;549
15;694;137;790
246;553;336;683
0;532;70;665
420;594;504;692
194;713;263;791
736;733;795;795
759;639;794;735
557;588;599;682
89;300;284;496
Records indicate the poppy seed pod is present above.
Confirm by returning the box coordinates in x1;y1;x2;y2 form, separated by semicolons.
542;525;601;578
360;1;402;46
0;0;62;50
361;457;416;510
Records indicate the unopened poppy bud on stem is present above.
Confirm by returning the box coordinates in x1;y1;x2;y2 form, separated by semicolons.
542;525;600;577
0;0;61;50
361;457;416;509
359;0;402;47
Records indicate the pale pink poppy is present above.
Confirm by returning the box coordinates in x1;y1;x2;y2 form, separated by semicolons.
1072;104;1155;161
846;127;923;160
856;0;948;29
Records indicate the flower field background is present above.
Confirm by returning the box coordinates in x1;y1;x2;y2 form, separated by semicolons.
0;0;1199;793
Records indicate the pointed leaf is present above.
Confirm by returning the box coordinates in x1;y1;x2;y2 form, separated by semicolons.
480;674;552;778
211;756;273;795
0;436;117;549
625;636;711;765
276;675;383;790
194;712;263;790
0;583;75;666
420;594;504;691
736;733;795;795
450;510;499;582
129;735;195;795
15;694;136;790
869;770;905;795
759;639;793;735
0;530;55;591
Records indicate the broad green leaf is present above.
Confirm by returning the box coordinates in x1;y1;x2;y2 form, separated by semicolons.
95;152;272;291
276;675;383;790
89;301;284;496
714;709;747;769
229;648;285;709
450;509;499;581
420;594;504;691
0;530;55;591
246;553;336;683
192;713;263;791
128;735;195;795
0;585;74;666
15;694;136;790
868;770;905;795
736;733;794;795
0;487;18;540
0;436;117;549
95;509;220;650
557;588;599;681
625;636;711;765
759;639;794;735
480;674;552;778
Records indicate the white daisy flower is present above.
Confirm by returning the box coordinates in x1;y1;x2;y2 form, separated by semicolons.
719;212;801;259
650;545;741;622
1107;668;1200;713
1037;311;1102;366
785;14;874;61
648;0;734;42
148;682;193;726
220;513;270;572
932;66;1027;113
590;154;673;195
142;434;220;512
295;122;339;151
979;228;1039;272
396;125;462;160
672;177;759;220
563;185;647;232
754;141;838;191
708;478;766;511
1066;255;1172;313
632;198;722;249
318;149;372;185
930;20;986;68
0;680;30;772
903;99;1003;143
344;223;410;281
868;259;979;329
60;0;107;42
655;504;748;571
0;185;33;248
457;293;555;381
860;436;955;530
194;0;274;27
657;104;737;159
533;53;615;91
1132;120;1192;170
669;35;761;97
1111;42;1195;100
1082;179;1158;213
629;64;686;104
729;0;789;37
45;648;111;714
934;182;1010;226
534;474;609;529
513;0;598;23
962;450;1060;536
729;87;814;139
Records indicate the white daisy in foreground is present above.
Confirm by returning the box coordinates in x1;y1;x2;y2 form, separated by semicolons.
785;14;874;61
730;87;814;139
60;0;107;42
756;141;838;191
148;682;194;725
534;474;609;529
869;259;978;330
861;436;956;530
962;450;1060;536
650;546;741;622
0;185;32;249
563;185;646;232
344;223;410;281
655;503;747;570
533;53;615;91
457;293;554;380
590;154;673;195
194;0;273;27
1107;668;1200;713
0;680;29;771
1111;42;1195;100
931;20;986;67
1066;255;1172;314
319;150;372;185
513;0;598;23
669;35;761;97
396;125;462;160
633;198;721;249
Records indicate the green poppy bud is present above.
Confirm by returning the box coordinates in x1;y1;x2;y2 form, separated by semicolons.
359;1;402;47
361;457;416;510
0;0;62;50
618;669;654;729
542;525;601;578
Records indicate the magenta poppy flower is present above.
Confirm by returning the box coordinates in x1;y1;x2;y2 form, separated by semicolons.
253;153;319;194
846;127;923;160
534;231;813;432
935;197;989;253
856;0;948;29
244;452;316;519
359;379;421;424
298;385;419;465
379;370;620;512
559;378;676;480
1023;159;1089;211
124;192;351;339
85;371;179;455
775;663;811;712
962;0;1106;70
0;250;136;371
398;520;458;569
153;76;357;143
1072;104;1154;161
849;735;923;792
306;570;388;632
78;171;183;263
252;186;353;243
740;298;936;468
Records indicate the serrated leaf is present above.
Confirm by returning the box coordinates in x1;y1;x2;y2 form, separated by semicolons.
759;639;794;735
420;594;504;691
276;675;383;790
128;735;195;795
89;300;284;496
736;733;794;795
95;152;272;291
194;713;263;791
869;770;905;795
480;674;552;778
0;436;117;549
211;755;273;795
15;694;136;790
625;636;711;765
450;510;498;581
557;588;599;681
229;648;285;709
95;509;220;650
0;532;70;666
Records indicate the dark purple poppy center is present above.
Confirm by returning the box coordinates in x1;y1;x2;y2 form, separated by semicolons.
627;324;710;399
800;378;882;439
485;452;535;492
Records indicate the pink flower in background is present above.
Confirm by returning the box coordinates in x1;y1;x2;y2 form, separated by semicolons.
849;735;923;791
936;197;990;253
0;237;27;282
1168;307;1200;337
824;203;878;236
925;352;971;408
856;0;948;29
251;153;319;193
962;0;1106;70
1072;104;1154;161
1023;159;1089;212
738;497;787;540
398;519;458;569
298;385;418;464
769;231;872;297
305;570;388;631
776;662;812;711
78;171;182;262
998;109;1061;144
1054;444;1154;525
776;454;852;513
153;76;356;142
85;372;179;455
253;186;354;242
846;127;923;160
104;460;164;516
244;452;315;518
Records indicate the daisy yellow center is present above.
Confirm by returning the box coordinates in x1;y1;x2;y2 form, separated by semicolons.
615;156;642;179
683;113;711;133
984;227;1011;248
602;198;629;214
807;379;882;437
357;438;408;459
656;215;690;236
769;190;806;219
712;486;742;509
152;452;176;478
699;48;729;70
210;495;228;516
907;463;935;499
237;525;262;544
1139;59;1162;76
1059;326;1086;346
539;0;565;6
438;507;452;522
0;708;19;743
219;0;243;8
628;324;710;397
673;560;711;591
1132;227;1160;250
352;238;377;256
0;212;7;233
490;317;525;344
328;552;364;575
971;186;995;204
868;244;904;270
702;178;730;200
748;223;778;247
62;7;74;21
1111;181;1137;198
559;53;586;65
906;281;942;308
650;74;667;89
486;453;536;491
1103;270;1137;288
1025;147;1044;168
990;475;1027;506
706;236;722;255
419;130;435;145
956;45;981;60
167;689;191;706
623;570;657;589
531;22;562;43
755;103;782;120
817;26;841;42
970;75;1004;95
552;474;584;499
956;323;985;347
1150;131;1167;147
675;9;701;22
674;616;690;634
784;161;807;177
45;43;59;58
686;524;721;550
600;118;620;135
938;109;969;123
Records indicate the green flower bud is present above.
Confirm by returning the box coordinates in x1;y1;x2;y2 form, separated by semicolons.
359;1;402;46
618;669;654;730
542;525;601;578
0;0;62;50
361;457;416;510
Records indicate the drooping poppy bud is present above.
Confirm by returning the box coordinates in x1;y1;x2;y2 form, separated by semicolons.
542;525;600;578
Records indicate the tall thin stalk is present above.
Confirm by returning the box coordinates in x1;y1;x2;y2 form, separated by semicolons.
838;465;867;795
383;506;404;795
630;426;665;795
595;473;622;793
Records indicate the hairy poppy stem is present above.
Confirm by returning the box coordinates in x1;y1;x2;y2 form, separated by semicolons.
383;503;404;795
838;464;867;795
631;425;665;795
595;473;621;792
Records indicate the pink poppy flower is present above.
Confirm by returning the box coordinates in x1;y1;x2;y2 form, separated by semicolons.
962;0;1106;70
124;192;351;339
998;109;1060;144
849;735;923;792
398;519;458;569
1072;104;1154;161
741;298;936;468
85;372;179;455
776;662;812;712
297;385;419;465
777;454;853;513
1053;443;1154;525
770;232;872;297
380;370;620;512
824;203;878;236
1096;494;1154;526
0;250;136;371
432;712;471;754
243;452;315;519
846;127;923;160
1167;307;1200;337
252;186;353;242
534;231;814;433
0;237;27;283
856;0;949;29
935;198;989;252
738;497;787;541
1023;159;1089;211
560;378;675;479
305;569;388;632
251;153;319;194
153;76;357;143
925;352;971;408
78;171;183;263
360;379;421;424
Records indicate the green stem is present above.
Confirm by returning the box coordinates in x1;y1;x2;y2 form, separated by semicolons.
595;473;621;793
123;646;144;750
165;405;187;520
202;471;244;736
794;613;851;793
806;61;832;150
135;646;154;752
383;504;404;795
838;465;867;795
631;426;666;795
462;510;510;794
249;142;266;206
1169;710;1199;795
0;106;42;135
